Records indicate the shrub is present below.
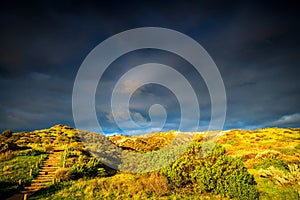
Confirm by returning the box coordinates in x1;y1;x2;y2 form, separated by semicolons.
162;143;259;200
253;158;288;171
0;142;21;153
55;168;71;182
97;168;107;177
135;172;170;196
44;145;53;153
255;150;282;161
259;164;300;186
1;130;12;138
25;149;44;156
70;157;107;179
67;142;84;152
82;172;170;198
0;150;14;161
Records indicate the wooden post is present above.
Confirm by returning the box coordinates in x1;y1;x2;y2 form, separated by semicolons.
29;168;32;176
18;179;22;186
36;161;39;168
24;194;27;200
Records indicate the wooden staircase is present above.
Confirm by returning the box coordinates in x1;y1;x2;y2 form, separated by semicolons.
6;148;64;200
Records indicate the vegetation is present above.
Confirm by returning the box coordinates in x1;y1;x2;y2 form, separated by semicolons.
0;149;48;198
162;143;259;199
0;125;108;198
0;126;300;199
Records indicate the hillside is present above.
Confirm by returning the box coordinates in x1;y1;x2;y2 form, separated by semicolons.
1;125;300;199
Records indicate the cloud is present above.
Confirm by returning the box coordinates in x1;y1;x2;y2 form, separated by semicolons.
271;113;300;126
30;72;51;80
106;110;146;123
114;79;142;94
0;1;299;133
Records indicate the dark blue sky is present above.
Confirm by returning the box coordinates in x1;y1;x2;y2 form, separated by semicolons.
0;0;299;134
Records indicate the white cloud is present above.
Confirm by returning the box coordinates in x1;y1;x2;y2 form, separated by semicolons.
114;79;142;94
30;72;51;80
106;110;146;123
119;127;163;136
271;113;300;126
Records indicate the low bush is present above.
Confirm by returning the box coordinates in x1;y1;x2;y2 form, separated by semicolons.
259;164;300;186
44;145;53;153
20;149;44;156
55;168;71;182
135;172;170;196
0;150;14;161
70;157;107;179
255;150;282;161
1;130;12;138
0;142;21;153
162;143;259;199
253;158;288;171
82;172;170;198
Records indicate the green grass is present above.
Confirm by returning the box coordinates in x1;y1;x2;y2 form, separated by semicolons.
0;149;48;198
2;125;300;199
29;175;225;200
220;128;300;200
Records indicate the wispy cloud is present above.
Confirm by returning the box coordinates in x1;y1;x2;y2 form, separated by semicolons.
0;1;299;133
114;79;142;94
270;113;300;126
106;110;146;123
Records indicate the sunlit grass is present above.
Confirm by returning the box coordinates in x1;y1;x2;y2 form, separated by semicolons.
0;150;47;197
1;126;300;199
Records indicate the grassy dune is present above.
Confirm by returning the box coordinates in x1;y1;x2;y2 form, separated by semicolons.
0;125;299;199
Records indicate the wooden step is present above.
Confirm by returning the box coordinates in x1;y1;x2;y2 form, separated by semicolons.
41;166;59;169
36;175;54;179
24;186;47;190
37;174;54;176
38;171;55;175
36;174;54;177
36;175;54;177
20;189;39;194
32;179;52;183
40;168;57;171
39;170;56;173
44;160;60;162
43;164;59;166
15;151;63;197
31;180;53;183
31;183;52;187
34;180;53;183
47;159;60;161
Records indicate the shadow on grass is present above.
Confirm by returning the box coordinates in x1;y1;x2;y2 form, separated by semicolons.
0;181;20;199
29;183;70;200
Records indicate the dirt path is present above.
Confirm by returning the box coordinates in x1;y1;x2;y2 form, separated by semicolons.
6;148;64;200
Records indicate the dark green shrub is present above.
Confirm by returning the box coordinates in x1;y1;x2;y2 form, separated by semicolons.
70;157;107;179
253;158;288;171
1;130;12;138
162;143;259;200
17;149;44;156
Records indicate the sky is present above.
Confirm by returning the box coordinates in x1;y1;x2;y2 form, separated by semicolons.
0;0;299;134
